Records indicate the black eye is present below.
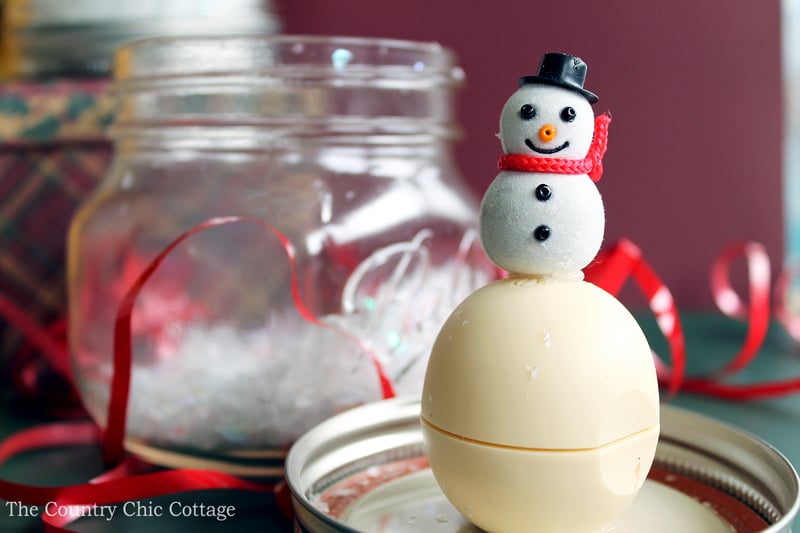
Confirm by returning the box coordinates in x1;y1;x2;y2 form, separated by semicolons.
520;104;536;120
535;184;551;201
533;225;551;242
560;106;576;122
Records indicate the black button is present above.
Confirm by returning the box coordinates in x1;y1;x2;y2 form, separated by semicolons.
533;225;551;241
535;184;551;201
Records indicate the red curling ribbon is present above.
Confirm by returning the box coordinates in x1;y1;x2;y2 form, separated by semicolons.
498;112;611;182
677;375;800;401
676;241;800;401
708;241;772;376
585;238;686;397
0;422;101;467
104;215;396;465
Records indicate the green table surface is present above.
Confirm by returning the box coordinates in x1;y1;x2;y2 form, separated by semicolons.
1;312;799;532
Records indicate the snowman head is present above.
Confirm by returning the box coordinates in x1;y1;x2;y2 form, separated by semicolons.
499;53;598;159
499;85;595;159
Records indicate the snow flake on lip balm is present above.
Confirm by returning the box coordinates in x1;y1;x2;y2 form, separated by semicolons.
480;52;609;278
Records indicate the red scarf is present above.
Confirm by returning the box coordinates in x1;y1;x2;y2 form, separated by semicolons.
497;112;611;182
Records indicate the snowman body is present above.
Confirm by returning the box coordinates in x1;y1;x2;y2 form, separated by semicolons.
480;170;604;277
421;54;660;533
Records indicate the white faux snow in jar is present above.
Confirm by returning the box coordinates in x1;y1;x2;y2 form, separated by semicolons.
67;35;494;471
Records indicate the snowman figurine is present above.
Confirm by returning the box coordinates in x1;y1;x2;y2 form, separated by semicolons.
421;53;660;533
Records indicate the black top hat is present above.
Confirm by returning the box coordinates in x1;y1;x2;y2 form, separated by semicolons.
518;52;598;103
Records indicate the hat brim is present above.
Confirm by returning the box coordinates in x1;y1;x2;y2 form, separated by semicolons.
518;76;599;104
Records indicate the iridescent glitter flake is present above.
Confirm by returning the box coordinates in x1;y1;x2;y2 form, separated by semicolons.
331;48;354;70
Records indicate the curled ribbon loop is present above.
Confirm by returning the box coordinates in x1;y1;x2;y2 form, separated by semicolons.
679;241;800;400
708;241;772;376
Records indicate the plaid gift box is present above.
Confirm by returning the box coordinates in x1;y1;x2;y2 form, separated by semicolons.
0;79;113;397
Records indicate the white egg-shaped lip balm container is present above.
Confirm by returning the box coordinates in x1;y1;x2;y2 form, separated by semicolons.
420;276;660;533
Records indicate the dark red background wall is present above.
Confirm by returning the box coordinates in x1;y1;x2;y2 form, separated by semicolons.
281;0;783;310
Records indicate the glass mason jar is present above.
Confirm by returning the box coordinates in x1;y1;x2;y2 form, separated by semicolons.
67;35;494;469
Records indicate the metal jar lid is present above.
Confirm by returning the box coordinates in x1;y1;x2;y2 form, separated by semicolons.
286;396;800;533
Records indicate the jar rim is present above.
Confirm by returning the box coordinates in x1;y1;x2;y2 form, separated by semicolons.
113;34;464;89
5;0;278;26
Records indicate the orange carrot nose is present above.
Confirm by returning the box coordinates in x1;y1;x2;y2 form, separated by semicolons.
538;124;557;143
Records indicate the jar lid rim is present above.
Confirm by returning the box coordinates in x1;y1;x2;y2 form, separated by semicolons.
113;34;463;86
